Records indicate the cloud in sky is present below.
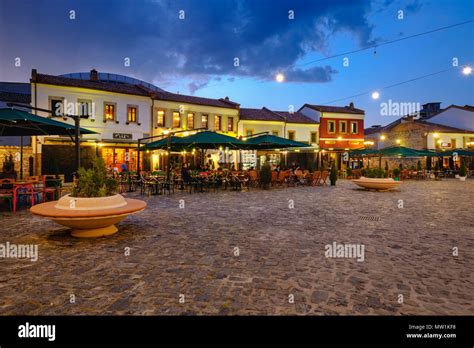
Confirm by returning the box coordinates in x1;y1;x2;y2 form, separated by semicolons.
0;0;375;93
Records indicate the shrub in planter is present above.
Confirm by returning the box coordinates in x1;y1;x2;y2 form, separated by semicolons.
259;162;272;189
329;164;337;186
393;168;401;180
72;157;118;197
346;167;353;179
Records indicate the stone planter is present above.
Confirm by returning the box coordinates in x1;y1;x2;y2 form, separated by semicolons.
30;194;146;238
351;177;401;191
459;176;467;181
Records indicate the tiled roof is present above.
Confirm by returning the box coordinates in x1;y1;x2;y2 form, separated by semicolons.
152;91;240;109
240;107;318;124
365;118;473;134
33;73;240;109
34;73;151;96
364;126;384;135
300;104;365;115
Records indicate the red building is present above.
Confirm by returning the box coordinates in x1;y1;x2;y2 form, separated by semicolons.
299;103;365;168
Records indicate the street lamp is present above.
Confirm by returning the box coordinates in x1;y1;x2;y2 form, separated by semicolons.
275;73;285;83
462;66;473;75
371;91;380;100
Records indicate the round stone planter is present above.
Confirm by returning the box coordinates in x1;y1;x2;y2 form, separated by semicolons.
30;194;146;238
351;177;401;191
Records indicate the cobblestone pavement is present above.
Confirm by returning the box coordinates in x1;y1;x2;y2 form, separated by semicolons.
0;179;473;315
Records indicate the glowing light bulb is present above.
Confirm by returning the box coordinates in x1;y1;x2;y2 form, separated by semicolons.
275;73;285;83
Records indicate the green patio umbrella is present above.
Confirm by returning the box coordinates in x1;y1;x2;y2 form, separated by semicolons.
142;131;248;151
0;108;97;179
0;108;96;136
413;149;440;156
437;149;474;157
376;146;426;157
244;134;310;149
349;148;380;157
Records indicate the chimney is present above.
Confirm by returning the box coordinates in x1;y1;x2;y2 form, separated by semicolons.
224;96;229;101
31;69;37;82
348;102;354;110
90;69;98;81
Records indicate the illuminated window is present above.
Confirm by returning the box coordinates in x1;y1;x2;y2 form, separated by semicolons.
172;112;181;128
310;131;317;143
187;113;194;129
201;114;208;129
50;98;63;117
215;115;221;131
339;121;347;134
350;121;358;134
127;105;137;123
104;103;115;121
272;130;279;136
288;131;295;140
227;117;234;132
327;120;335;133
157;110;165;127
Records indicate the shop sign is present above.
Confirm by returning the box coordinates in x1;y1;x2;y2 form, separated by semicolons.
113;133;133;140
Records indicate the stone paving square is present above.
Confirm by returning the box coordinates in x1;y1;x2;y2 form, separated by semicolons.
0;180;472;315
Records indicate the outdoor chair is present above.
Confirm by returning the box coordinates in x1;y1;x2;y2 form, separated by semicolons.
248;170;259;188
13;184;38;213
294;170;306;185
311;171;321;186
277;171;288;187
271;171;278;186
320;170;329;185
42;175;61;201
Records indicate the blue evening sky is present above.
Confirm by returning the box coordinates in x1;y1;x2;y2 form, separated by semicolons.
0;0;473;126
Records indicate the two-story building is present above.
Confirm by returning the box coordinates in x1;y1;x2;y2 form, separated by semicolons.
238;107;319;168
150;91;240;170
364;102;474;169
31;69;155;179
299;103;365;169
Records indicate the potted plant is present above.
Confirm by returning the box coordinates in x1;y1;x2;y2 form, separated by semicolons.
417;160;422;171
259;161;272;189
30;157;146;238
329;163;337;186
346;167;353;179
393;168;401;181
459;161;467;181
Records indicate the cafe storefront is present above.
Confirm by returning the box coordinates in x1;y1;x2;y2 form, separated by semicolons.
99;133;142;173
